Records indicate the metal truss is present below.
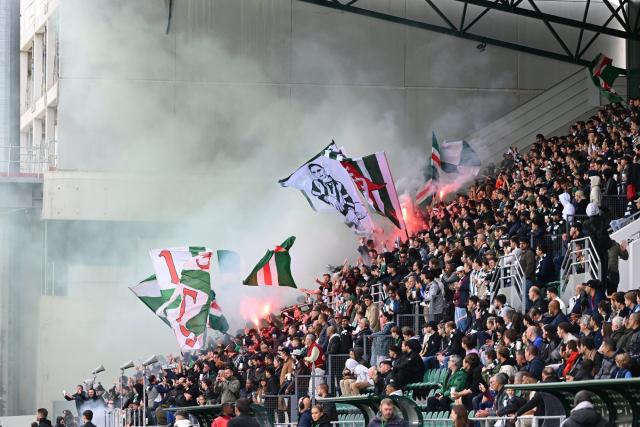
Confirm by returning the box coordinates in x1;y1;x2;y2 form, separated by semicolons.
298;0;638;69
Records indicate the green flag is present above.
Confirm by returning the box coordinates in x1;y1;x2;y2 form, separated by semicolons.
243;237;297;287
589;53;624;103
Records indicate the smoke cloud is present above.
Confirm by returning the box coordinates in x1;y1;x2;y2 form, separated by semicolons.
9;0;542;413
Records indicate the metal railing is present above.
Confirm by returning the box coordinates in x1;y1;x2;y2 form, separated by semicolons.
490;254;526;313
0;142;57;177
560;236;600;294
469;415;565;427
103;408;144;427
273;413;565;427
530;233;564;259
275;422;364;427
610;209;640;233
370;282;386;304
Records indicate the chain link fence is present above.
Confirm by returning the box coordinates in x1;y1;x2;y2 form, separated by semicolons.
326;354;350;395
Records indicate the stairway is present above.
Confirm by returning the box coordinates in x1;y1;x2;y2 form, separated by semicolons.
466;69;601;163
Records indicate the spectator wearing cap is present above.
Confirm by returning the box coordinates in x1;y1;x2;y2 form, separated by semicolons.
583;280;605;316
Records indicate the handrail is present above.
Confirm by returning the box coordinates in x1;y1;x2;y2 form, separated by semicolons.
490;253;526;313
560;236;600;294
0;142;57;178
610;209;640;233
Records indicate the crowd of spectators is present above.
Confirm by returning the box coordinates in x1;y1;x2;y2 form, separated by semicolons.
53;99;640;427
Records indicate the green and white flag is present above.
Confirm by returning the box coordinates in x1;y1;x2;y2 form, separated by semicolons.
130;274;172;326
440;139;481;176
243;236;297;287
589;53;624;103
341;152;406;231
416;132;441;209
130;247;227;351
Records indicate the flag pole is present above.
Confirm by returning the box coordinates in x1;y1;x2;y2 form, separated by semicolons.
381;152;409;241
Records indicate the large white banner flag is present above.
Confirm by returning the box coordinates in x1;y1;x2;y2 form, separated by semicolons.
279;142;374;235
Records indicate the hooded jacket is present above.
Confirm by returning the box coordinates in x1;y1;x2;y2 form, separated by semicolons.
560;401;609;427
559;193;575;221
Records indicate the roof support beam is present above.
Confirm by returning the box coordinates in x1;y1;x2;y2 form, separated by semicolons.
452;0;638;40
298;0;592;66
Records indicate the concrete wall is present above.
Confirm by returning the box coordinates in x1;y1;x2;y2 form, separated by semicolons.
24;0;630;414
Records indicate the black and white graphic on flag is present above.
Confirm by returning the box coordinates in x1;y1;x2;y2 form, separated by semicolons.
308;162;367;229
280;143;374;235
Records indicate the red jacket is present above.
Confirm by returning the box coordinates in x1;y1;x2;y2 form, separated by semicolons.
306;340;325;369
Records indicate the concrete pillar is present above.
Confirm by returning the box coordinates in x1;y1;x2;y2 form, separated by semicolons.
0;212;9;417
33;33;43;100
628;0;640;98
0;0;20;175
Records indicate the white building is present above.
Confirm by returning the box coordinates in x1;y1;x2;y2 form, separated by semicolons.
19;0;58;176
0;0;630;416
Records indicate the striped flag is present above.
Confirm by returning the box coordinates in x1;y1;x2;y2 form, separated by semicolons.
416;132;440;209
243;236;297;287
341;152;406;230
589;53;624;103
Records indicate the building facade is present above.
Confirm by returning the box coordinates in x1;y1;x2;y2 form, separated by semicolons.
0;0;629;415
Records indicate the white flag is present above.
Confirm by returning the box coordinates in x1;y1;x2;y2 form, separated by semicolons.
279;142;374;235
148;247;213;351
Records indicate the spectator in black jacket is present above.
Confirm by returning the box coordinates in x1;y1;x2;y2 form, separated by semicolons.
63;386;87;416
535;244;556;286
37;408;52;427
338;317;354;354
420;322;441;367
316;384;337;423
326;326;341;355
392;339;425;388
559;390;608;427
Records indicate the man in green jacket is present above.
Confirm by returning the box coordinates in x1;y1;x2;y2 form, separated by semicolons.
425;355;467;412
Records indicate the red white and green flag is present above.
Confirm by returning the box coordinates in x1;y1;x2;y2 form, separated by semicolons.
130;246;229;352
589;53;624;103
340;152;406;231
243;236;297;287
416;132;441;209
